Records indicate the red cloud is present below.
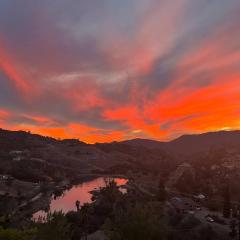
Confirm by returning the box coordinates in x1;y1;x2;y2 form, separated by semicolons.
0;109;10;120
0;39;31;94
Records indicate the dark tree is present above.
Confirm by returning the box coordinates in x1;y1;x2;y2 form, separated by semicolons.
230;219;237;239
80;203;91;240
75;200;80;211
237;205;240;240
223;182;231;218
157;180;166;202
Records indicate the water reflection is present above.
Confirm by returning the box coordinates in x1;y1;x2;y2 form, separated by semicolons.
33;177;127;220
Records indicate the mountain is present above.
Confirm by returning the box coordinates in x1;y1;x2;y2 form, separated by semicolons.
120;138;165;149
120;130;240;156
0;128;176;180
166;130;240;154
1;127;240;180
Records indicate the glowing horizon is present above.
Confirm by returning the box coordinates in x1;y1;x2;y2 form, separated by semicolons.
0;0;240;143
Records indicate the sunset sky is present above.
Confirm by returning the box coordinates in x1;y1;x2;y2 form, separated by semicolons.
0;0;240;143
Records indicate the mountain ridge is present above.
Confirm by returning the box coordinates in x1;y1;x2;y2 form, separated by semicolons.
1;127;240;156
119;130;240;155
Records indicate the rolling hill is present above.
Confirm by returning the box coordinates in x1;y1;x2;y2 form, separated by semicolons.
120;130;240;156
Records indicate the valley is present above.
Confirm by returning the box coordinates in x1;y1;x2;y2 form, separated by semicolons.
1;128;240;239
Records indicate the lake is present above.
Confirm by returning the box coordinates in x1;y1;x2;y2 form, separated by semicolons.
32;177;128;221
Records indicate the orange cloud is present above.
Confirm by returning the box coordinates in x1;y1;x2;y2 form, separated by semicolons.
67;123;125;143
103;105;166;139
145;75;240;137
0;109;10;122
2;121;124;143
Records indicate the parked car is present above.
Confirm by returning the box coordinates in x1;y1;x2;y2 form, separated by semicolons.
206;216;214;223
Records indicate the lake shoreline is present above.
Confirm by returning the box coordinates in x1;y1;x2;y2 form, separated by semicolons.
31;176;128;222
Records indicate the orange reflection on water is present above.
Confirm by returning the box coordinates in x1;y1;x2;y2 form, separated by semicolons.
33;177;128;220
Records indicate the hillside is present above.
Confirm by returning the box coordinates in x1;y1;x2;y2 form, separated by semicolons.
1;128;240;182
121;131;240;156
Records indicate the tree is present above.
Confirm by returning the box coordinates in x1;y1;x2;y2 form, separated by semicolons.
198;225;217;240
157;180;167;202
66;211;83;240
80;203;91;240
237;205;240;240
5;177;13;193
36;211;71;240
223;182;231;218
75;200;80;211
104;202;167;240
17;191;24;205
230;219;237;239
101;179;121;204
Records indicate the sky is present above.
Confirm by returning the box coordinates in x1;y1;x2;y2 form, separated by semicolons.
0;0;240;143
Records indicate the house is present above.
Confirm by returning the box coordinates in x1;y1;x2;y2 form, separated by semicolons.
194;194;206;202
13;156;22;162
9;150;30;162
0;175;8;181
30;158;46;164
0;175;13;182
9;150;23;156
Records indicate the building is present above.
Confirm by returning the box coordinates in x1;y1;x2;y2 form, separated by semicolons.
0;175;13;182
194;194;206;202
9;150;30;162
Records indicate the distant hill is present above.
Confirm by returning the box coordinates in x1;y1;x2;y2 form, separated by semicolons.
0;128;175;176
120;138;165;149
166;131;240;154
120;130;240;156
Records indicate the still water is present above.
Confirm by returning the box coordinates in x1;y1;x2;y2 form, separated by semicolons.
33;177;128;220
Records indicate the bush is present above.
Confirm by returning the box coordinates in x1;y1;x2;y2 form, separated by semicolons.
36;211;72;240
0;227;37;240
104;202;167;240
